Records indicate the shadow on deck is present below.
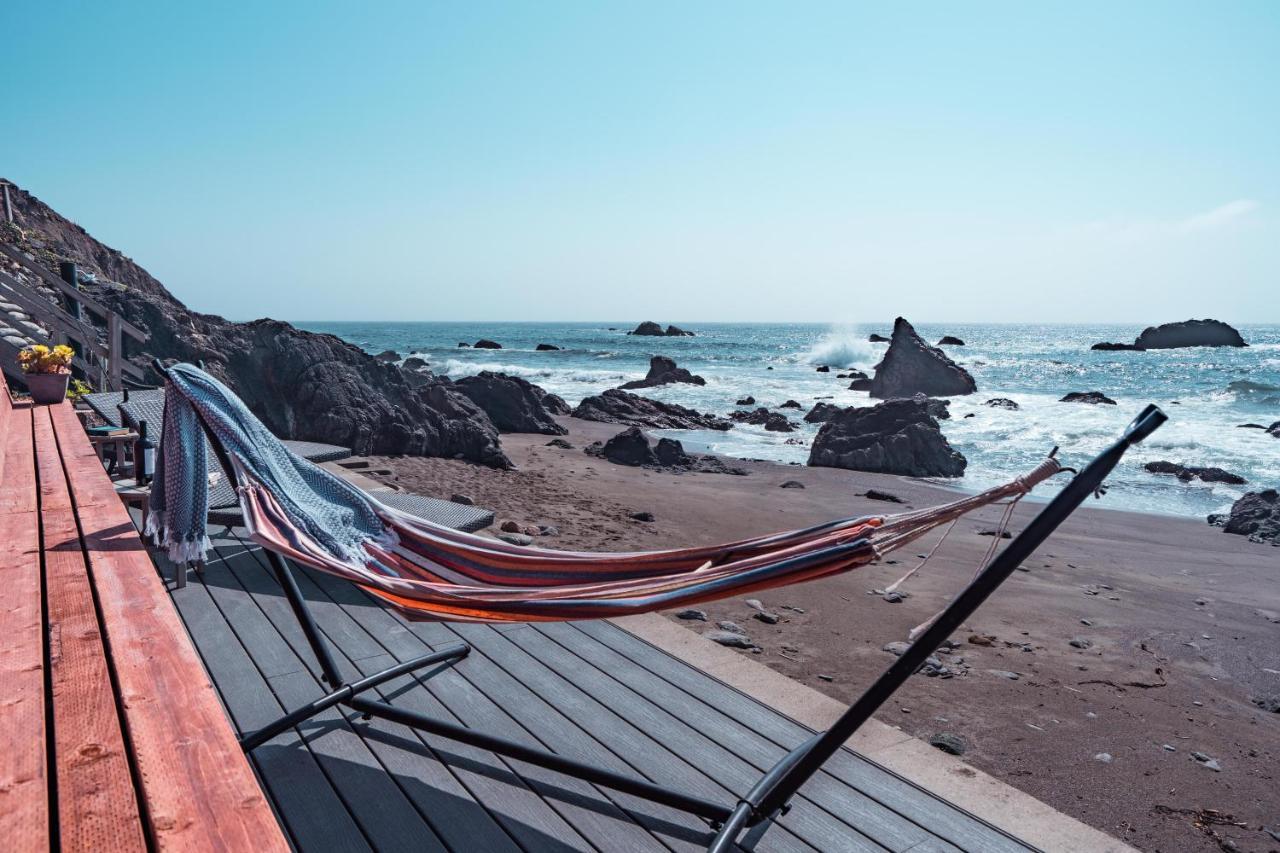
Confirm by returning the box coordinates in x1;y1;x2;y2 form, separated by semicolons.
155;525;1035;853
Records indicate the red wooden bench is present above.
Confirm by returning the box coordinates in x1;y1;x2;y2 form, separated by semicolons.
0;371;286;852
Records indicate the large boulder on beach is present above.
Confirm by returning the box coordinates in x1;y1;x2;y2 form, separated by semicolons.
805;402;843;424
571;388;731;430
0;178;512;467
452;371;568;435
808;397;967;477
1145;461;1246;485
869;318;976;399
1093;319;1248;351
1209;490;1280;544
618;355;706;390
586;426;747;475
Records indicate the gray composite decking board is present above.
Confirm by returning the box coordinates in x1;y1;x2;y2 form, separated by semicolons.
198;542;453;853
215;536;598;853
570;621;1033;853
508;624;931;853
528;622;954;853
161;552;372;853
267;544;717;853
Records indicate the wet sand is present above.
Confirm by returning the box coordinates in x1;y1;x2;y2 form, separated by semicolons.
371;417;1279;852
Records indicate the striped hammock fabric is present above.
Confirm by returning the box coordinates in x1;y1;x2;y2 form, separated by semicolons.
152;364;1063;623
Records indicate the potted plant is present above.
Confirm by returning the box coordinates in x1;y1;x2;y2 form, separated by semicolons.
17;343;75;404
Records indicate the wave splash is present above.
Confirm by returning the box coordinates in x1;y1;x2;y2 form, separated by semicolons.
802;327;874;368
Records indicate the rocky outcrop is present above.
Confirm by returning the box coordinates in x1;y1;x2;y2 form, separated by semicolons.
374;349;399;362
1144;461;1246;485
984;398;1020;410
585;426;747;475
1061;391;1117;405
403;356;428;370
729;408;796;432
571;388;731;430
533;387;571;415
937;336;965;346
808;397;966;477
452;371;568;435
473;339;502;349
535;343;561;351
736;395;756;406
618;355;706;389
628;321;695;337
1208;490;1280;544
1093;319;1247;351
780;399;801;409
0;178;511;467
869;318;976;399
869;333;889;343
804;402;842;424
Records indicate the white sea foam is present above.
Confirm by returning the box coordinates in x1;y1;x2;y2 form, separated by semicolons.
801;327;875;368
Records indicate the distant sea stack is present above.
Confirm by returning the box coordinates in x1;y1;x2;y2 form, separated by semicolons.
868;317;976;399
628;321;695;337
618;355;706;390
1092;319;1247;351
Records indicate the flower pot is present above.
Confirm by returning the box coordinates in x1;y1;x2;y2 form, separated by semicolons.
25;372;70;405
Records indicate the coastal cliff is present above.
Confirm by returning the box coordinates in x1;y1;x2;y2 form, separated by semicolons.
0;180;510;465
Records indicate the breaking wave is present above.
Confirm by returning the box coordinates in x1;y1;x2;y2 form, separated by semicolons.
802;328;874;368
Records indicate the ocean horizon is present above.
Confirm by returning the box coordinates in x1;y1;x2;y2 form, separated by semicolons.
298;320;1280;521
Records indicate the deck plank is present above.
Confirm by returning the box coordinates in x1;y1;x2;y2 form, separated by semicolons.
33;407;146;853
48;401;287;852
0;404;48;851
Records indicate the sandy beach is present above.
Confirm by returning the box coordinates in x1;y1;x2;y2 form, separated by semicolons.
371;416;1280;853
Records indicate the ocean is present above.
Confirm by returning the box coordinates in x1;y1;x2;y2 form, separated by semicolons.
298;321;1280;521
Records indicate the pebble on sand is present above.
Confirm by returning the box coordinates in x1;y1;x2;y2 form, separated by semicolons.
630;511;656;522
929;733;968;755
675;609;707;621
1094;752;1113;764
704;629;755;649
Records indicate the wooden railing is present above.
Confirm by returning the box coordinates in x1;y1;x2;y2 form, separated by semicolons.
0;242;147;390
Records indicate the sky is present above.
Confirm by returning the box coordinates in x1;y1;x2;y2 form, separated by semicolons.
2;2;1277;323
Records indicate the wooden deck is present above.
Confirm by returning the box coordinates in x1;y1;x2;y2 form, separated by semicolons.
157;524;1037;852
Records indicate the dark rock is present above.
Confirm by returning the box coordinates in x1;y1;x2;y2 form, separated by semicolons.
815;365;830;373
882;641;911;656
862;489;905;503
453;371;568;435
675;608;707;621
653;437;691;466
929;733;968;756
764;413;794;432
1238;423;1267;430
729;407;795;432
984;398;1020;410
586;426;748;476
869;318;976;399
1250;694;1280;713
847;375;873;391
457;342;471;347
588;426;658;466
630;511;657;522
780;399;801;409
545;438;574;449
1271;421;1280;438
473;339;502;349
1144;461;1246;485
736;396;756;406
403;356;428;370
665;325;695;337
937;336;965;346
618;355;706;390
779;480;805;489
1091;341;1143;351
374;349;400;362
628;321;694;336
977;528;1013;538
869;333;889;343
499;520;521;533
1069;637;1093;649
572;388;731;430
1060;391;1117;405
1211;490;1280;544
539;392;571;415
805;402;843;424
450;493;474;505
535;343;561;351
809;397;967;477
1135;319;1247;349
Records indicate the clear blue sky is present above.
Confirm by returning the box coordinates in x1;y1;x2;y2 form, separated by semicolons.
3;2;1277;323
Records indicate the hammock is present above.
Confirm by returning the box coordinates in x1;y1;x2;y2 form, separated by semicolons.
147;363;1063;623
145;361;1165;852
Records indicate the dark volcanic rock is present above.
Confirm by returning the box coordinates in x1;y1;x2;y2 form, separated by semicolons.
374;349;399;362
628;321;695;337
1208;490;1280;544
808;397;967;477
403;356;428;370
618;355;706;390
862;489;905;503
665;325;695;337
572;389;731;430
586;426;748;475
453;371;568;435
474;339;502;349
847;374;873;391
815;365;830;373
1135;319;1246;349
457;342;471;347
937;336;965;346
1091;341;1143;351
984;398;1020;410
1060;391;1117;405
869;318;976;399
535;343;561;351
869;333;890;343
1144;461;1246;485
736;395;756;406
729;407;796;431
764;413;795;432
805;402;843;424
780;399;802;409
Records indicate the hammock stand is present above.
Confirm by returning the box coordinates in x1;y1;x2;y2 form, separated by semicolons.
155;361;1164;851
